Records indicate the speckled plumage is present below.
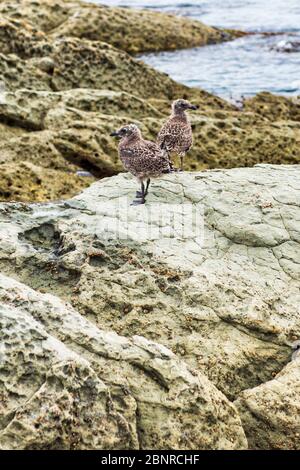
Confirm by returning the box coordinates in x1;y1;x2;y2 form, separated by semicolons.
157;99;197;170
117;125;170;180
110;124;171;205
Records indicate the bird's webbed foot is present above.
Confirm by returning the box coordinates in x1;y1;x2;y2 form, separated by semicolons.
171;167;182;172
130;198;146;206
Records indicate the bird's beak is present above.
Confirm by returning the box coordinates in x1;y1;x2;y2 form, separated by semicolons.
110;130;119;137
189;104;199;110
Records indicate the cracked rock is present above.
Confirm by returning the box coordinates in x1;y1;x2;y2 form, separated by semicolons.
0;164;300;448
0;278;246;450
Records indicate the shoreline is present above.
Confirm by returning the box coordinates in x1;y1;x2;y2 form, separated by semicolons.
0;0;299;203
1;0;300;452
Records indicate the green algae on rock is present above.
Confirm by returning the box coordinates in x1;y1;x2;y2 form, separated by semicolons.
0;160;95;202
244;92;300;122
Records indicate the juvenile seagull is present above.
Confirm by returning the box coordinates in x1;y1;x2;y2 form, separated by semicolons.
110;124;171;206
157;99;198;171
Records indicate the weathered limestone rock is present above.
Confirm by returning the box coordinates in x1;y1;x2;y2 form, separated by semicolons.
180;109;300;170
1;87;300;202
1;11;299;202
235;355;300;449
244;92;300;122
0;275;247;450
0;165;299;448
0;52;52;92
0;16;49;58
0;34;187;99
0;0;231;54
0;160;94;202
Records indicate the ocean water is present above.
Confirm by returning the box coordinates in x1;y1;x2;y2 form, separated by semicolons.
97;1;300;100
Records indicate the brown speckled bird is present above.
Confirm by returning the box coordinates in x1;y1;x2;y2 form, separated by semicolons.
157;99;198;171
110;124;171;205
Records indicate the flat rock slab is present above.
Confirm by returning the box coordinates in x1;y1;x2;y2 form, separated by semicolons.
0;164;300;449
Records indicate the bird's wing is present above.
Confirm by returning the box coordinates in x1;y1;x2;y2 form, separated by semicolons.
146;141;167;158
145;141;171;167
157;121;185;151
120;142;149;173
120;148;134;157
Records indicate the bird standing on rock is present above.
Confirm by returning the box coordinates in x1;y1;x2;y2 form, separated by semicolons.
157;99;198;171
110;124;171;206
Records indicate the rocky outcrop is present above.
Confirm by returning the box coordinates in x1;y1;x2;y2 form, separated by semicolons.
272;39;300;54
235;354;300;450
0;5;298;208
0;31;187;99
0;273;247;450
0;0;231;54
244;92;300;121
0;165;299;449
1;84;300;202
1;7;300;202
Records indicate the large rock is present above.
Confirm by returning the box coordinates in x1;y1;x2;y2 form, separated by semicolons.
1;11;299;203
244;92;300;121
0;0;231;54
0;33;187;99
0;52;52;92
235;354;300;449
0;164;299;448
1;86;300;202
0;275;246;450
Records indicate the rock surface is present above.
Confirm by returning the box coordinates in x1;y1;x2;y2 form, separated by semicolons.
0;274;246;450
1;6;300;202
235;354;300;450
0;164;299;449
0;0;230;54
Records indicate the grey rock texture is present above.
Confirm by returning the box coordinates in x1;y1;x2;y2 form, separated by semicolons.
0;164;300;449
235;354;300;450
0;277;246;450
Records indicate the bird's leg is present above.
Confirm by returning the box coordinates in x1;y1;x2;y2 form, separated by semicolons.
169;160;176;172
145;178;150;196
164;152;177;172
136;178;150;198
131;181;146;206
135;178;151;198
169;158;179;172
179;153;185;172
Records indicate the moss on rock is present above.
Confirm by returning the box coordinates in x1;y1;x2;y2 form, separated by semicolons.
0;161;95;202
244;92;300;122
